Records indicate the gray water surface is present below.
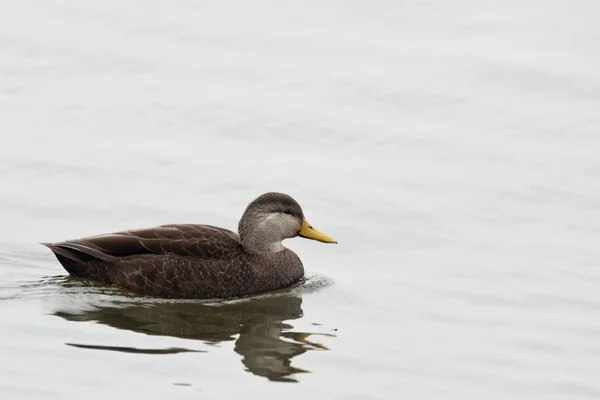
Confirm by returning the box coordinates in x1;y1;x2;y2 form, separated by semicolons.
1;1;600;399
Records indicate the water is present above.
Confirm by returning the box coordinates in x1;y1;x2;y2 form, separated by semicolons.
1;1;600;398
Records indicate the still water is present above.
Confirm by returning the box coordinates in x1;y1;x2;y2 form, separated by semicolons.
1;1;600;399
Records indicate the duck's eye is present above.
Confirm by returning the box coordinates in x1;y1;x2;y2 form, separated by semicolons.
283;209;292;215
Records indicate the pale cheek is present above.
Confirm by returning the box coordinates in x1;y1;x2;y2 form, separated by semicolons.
264;214;301;239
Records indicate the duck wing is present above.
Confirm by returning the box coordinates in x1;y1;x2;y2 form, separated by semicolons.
43;224;242;264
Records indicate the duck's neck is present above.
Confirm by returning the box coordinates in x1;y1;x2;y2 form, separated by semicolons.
240;228;285;254
244;240;284;254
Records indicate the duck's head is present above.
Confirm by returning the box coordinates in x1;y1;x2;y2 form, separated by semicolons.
238;192;337;254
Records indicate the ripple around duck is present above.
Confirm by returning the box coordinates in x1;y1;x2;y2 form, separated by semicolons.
0;244;334;306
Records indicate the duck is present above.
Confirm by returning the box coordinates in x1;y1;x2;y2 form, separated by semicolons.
42;192;337;299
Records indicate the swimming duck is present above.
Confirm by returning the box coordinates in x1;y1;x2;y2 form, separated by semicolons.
42;192;337;299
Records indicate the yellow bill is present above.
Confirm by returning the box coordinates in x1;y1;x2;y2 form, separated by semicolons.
298;218;337;244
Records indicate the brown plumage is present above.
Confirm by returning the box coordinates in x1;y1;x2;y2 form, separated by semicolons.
42;192;337;299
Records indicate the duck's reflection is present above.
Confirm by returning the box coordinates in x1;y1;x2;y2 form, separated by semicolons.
54;294;333;382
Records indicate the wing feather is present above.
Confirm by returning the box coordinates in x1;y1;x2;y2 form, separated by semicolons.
51;224;241;262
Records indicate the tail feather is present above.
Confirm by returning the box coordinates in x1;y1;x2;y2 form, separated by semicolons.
42;241;112;278
43;243;80;263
